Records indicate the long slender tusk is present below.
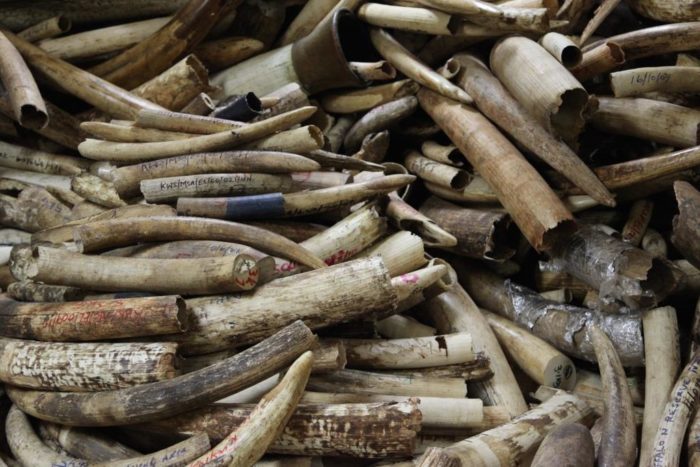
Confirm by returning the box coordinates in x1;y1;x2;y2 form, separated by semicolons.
73;216;327;270
590;325;637;467
32;203;177;244
177;175;415;220
104;151;321;198
39;422;142;461
78;107;317;162
370;28;473;105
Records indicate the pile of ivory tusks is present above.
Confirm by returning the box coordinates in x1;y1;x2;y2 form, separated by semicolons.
0;0;697;465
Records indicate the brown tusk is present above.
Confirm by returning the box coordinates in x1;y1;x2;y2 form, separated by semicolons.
6;320;316;426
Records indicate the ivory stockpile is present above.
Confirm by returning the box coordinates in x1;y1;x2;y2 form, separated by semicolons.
0;1;696;466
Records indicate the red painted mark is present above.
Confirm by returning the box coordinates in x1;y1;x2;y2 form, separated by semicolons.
324;248;358;266
42;308;147;330
188;434;239;467
399;273;420;284
276;261;298;273
234;273;258;288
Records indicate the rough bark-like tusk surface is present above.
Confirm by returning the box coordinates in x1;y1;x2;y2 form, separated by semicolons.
6;320;316;426
132;400;421;458
0;339;178;391
460;262;646;366
130;55;212;112
626;0;700;21
0;294;186;341
419;196;516;260
307;368;467;397
186;351;313;467
171;257;396;354
301;391;484;429
554;225;684;309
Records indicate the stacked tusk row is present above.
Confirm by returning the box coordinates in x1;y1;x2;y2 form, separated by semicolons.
0;0;697;465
